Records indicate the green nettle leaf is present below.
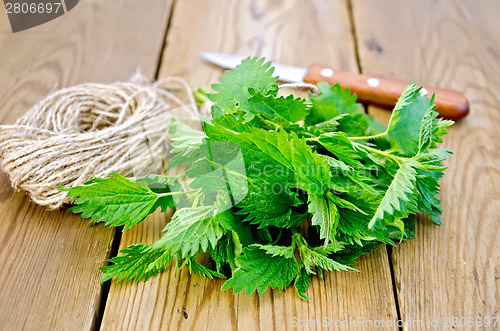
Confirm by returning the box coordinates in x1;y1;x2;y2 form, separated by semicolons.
415;173;444;225
386;83;437;156
250;244;295;258
369;159;419;229
418;103;434;153
153;206;228;258
328;242;380;266
236;176;297;228
295;233;355;273
166;117;206;170
294;266;311;300
247;89;310;123
62;174;178;230
318;132;364;168
208;56;278;113
208;233;238;272
290;132;332;195
221;247;299;294
243;128;295;167
337;209;393;246
100;244;172;283
309;116;341;135
308;194;339;245
430;114;454;147
183;258;226;279
64;57;452;299
305;82;361;125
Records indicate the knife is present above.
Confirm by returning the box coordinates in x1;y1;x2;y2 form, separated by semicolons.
200;52;469;121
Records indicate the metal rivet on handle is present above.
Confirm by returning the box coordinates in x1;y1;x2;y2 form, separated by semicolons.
367;78;380;87
320;68;334;77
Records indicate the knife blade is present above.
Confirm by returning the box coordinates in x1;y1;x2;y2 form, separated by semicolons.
200;52;469;121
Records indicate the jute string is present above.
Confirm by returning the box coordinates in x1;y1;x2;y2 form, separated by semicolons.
0;73;200;209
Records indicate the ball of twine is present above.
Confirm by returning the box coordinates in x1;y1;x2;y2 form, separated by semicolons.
0;73;200;209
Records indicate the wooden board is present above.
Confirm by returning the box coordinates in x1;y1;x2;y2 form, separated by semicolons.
100;0;399;330
351;0;500;327
4;1;495;329
0;1;172;329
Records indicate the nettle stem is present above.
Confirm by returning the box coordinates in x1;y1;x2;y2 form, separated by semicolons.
157;190;198;197
354;143;405;164
348;131;387;141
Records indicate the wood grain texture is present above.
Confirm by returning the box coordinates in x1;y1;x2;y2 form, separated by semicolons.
100;0;399;330
352;0;500;327
0;1;172;329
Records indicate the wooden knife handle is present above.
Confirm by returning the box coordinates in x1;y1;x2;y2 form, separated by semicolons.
303;63;469;121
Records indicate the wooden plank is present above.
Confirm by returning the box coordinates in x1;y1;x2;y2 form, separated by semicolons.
0;1;172;329
351;0;500;327
100;0;399;329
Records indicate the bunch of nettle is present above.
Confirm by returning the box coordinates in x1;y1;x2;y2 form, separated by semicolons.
63;57;452;299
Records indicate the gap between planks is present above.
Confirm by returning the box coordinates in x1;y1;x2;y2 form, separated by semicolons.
154;0;178;81
92;1;178;329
